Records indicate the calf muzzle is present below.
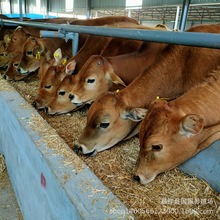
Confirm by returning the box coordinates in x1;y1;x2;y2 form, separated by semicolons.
32;101;37;108
74;144;82;152
68;93;75;101
133;175;140;183
44;106;48;114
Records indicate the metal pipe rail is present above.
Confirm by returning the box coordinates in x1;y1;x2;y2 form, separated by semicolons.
0;18;220;49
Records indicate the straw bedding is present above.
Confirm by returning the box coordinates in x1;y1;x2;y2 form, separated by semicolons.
1;74;219;219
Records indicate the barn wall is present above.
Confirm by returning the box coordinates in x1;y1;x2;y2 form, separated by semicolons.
91;0;126;10
74;0;86;10
142;0;218;7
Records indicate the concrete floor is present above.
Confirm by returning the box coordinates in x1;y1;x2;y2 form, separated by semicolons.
0;169;23;220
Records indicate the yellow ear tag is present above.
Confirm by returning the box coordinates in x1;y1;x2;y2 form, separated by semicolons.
156;96;170;101
36;51;40;59
55;52;59;57
7;37;11;42
116;89;119;93
62;59;67;65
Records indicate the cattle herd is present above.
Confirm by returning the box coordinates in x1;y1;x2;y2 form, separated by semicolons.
0;15;220;186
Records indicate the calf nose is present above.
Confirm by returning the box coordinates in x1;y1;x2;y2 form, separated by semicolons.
17;67;21;73
68;94;75;101
74;144;82;152
3;75;7;80
32;101;37;108
3;65;8;70
133;175;140;183
44;106;48;114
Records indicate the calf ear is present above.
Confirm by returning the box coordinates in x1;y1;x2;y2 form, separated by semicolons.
65;60;76;75
121;108;148;121
53;48;62;65
33;40;45;56
180;114;204;135
106;71;126;87
4;34;11;46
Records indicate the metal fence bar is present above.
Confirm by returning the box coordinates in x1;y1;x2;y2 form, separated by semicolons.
40;30;79;56
0;18;220;49
179;0;191;31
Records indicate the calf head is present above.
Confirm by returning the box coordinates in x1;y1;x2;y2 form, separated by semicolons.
44;61;82;115
133;99;205;185
75;91;147;156
3;29;15;48
6;26;31;55
45;74;80;115
3;51;24;81
33;49;68;109
34;65;67;110
68;55;126;106
17;37;46;75
0;41;9;72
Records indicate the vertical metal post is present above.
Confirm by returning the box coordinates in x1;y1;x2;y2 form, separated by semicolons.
179;0;191;31
9;0;12;17
19;0;23;21
24;0;27;17
46;0;49;18
86;0;91;19
128;10;131;18
72;33;79;56
174;6;180;30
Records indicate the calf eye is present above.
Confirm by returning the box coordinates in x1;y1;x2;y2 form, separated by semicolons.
100;122;110;129
87;79;95;84
0;53;3;56
152;144;163;151
26;50;33;55
59;91;65;96
13;63;18;67
13;38;17;41
45;85;51;89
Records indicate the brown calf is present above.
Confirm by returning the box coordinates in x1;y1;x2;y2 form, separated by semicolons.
0;41;9;73
75;23;220;156
3;51;23;81
33;49;69;109
17;37;72;75
68;42;167;107
5;26;42;55
133;70;220;184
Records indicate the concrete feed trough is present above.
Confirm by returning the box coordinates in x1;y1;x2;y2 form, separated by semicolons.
0;82;134;220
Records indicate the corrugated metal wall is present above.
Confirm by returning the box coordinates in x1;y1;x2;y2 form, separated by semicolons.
142;0;182;7
91;0;126;10
142;0;219;7
49;0;65;12
0;0;219;15
191;0;219;4
74;0;86;10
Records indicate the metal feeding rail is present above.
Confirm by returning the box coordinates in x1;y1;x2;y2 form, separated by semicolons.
0;18;220;57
